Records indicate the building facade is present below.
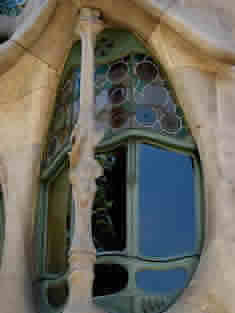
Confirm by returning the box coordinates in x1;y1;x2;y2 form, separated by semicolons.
0;1;235;313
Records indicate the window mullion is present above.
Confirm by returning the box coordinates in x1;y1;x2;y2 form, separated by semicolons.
126;140;138;257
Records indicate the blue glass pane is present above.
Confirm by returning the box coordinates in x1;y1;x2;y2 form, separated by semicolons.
138;144;196;258
136;269;187;293
136;105;156;126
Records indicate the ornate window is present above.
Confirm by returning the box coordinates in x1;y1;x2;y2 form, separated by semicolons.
34;29;204;313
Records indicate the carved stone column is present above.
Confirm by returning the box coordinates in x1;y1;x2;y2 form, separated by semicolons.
66;8;105;313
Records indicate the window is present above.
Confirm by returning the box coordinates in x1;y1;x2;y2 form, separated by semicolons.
33;29;204;313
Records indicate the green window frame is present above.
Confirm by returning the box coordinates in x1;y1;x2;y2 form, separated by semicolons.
0;185;5;268
33;29;204;313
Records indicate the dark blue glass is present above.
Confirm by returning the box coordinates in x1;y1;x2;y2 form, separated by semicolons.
136;105;156;126
138;144;196;258
136;268;187;293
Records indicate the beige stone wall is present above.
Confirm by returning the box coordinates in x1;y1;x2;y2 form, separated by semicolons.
0;0;235;312
0;1;77;312
149;23;234;313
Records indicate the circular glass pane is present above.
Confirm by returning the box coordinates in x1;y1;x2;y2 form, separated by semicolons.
108;85;127;105
108;62;129;84
135;61;158;83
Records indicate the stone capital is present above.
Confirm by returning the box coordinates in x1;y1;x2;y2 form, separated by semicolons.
74;7;105;40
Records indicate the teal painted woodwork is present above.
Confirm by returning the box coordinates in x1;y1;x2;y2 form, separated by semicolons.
33;29;204;313
0;186;5;268
0;0;27;16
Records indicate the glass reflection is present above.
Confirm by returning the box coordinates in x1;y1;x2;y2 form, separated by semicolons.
92;146;127;252
136;269;187;294
136;84;169;105
138;144;196;258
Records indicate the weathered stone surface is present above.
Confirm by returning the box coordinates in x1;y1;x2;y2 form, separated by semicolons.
0;87;55;313
0;0;56;75
150;25;235;312
0;51;58;105
29;0;77;72
133;0;235;63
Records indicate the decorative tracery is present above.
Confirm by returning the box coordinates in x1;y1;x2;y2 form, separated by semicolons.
45;31;192;166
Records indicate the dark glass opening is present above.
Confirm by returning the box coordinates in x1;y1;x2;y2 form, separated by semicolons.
47;282;68;308
135;61;158;83
138;144;196;259
108;62;129;83
93;264;128;297
0;36;9;44
47;166;71;273
92;146;127;252
108;84;127;105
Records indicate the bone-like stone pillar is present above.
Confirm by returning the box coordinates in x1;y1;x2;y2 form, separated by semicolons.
65;8;105;313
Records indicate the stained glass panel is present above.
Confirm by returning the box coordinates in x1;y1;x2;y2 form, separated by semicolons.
94;54;189;137
44;69;78;164
44;32;193;166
